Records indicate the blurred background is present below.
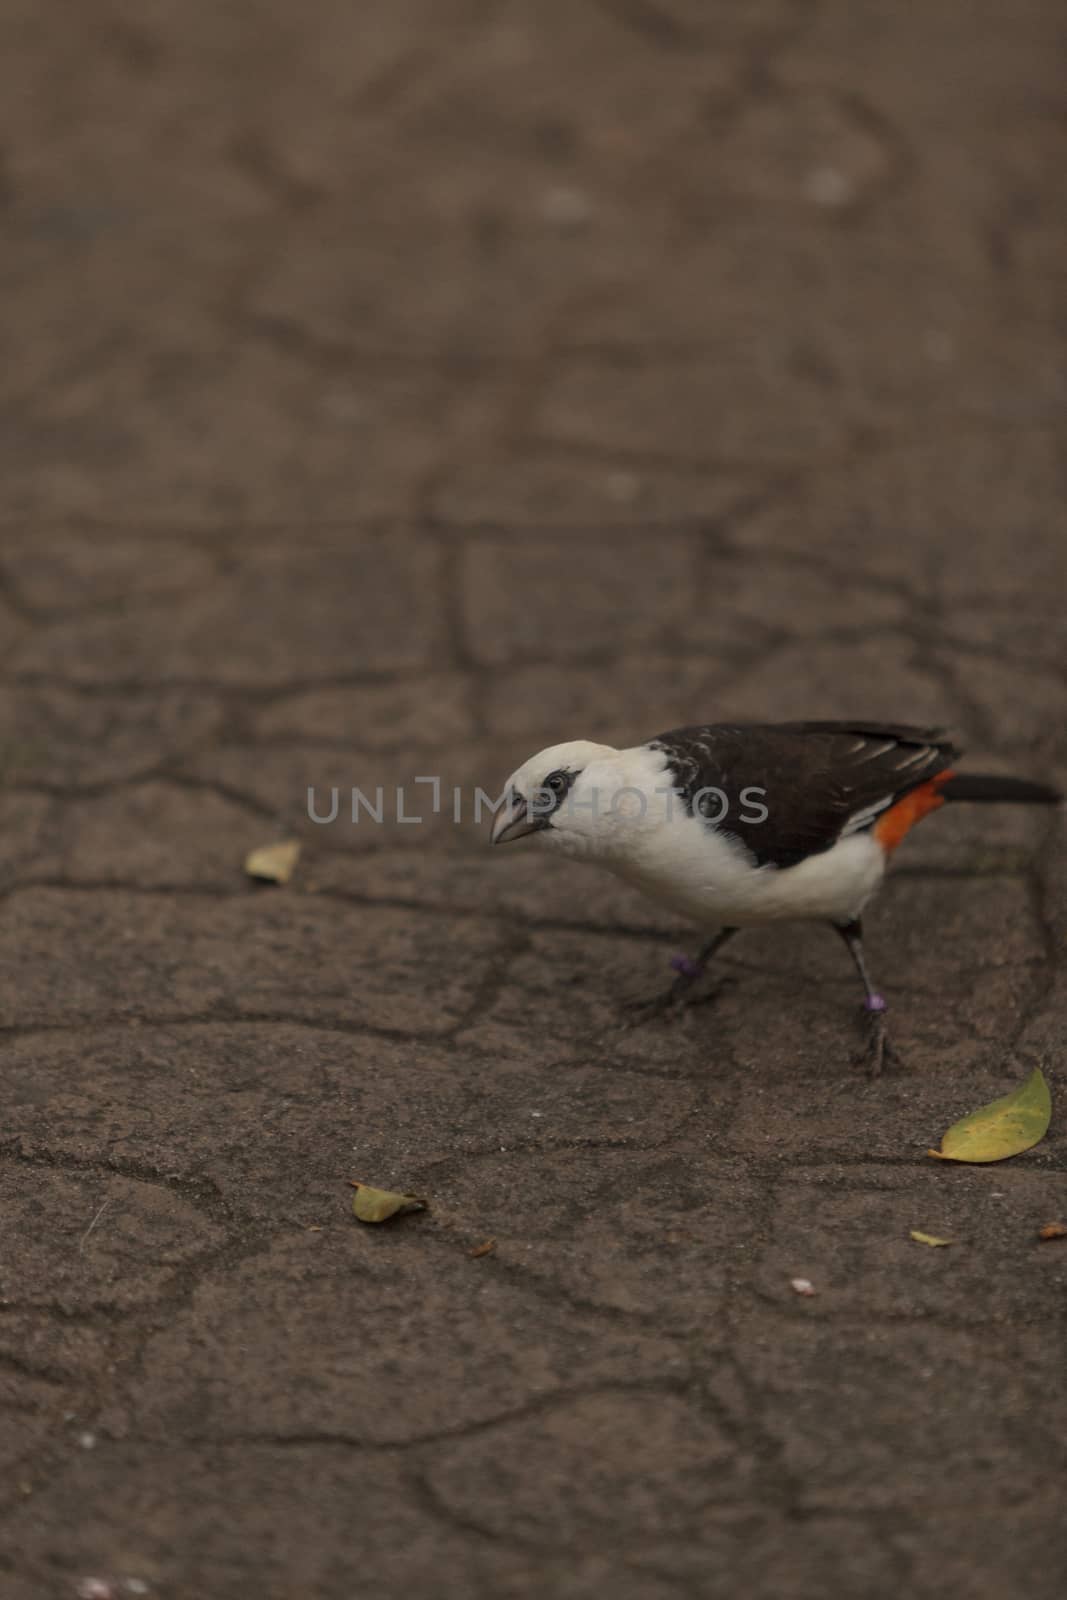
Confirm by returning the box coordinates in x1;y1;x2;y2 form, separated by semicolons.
0;0;1063;864
0;3;1065;1597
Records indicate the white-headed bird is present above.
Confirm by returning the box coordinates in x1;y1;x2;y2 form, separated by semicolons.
491;722;1060;1072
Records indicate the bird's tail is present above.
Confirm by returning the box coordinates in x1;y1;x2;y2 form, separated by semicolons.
939;773;1062;805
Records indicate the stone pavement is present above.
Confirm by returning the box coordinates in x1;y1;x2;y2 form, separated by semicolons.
1;2;1066;1596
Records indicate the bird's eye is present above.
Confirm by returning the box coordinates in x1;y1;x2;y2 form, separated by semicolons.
544;770;569;795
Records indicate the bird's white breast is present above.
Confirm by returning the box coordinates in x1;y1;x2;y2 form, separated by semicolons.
552;745;887;927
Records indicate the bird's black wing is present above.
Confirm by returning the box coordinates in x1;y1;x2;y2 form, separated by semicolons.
648;722;960;868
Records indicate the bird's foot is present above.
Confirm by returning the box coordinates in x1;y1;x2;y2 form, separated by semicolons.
854;1005;899;1077
622;955;727;1027
622;985;692;1026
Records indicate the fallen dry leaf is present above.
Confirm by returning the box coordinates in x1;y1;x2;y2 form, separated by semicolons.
928;1067;1051;1164
469;1238;496;1258
1038;1221;1067;1241
350;1181;427;1224
910;1230;953;1248
244;840;301;883
790;1277;816;1296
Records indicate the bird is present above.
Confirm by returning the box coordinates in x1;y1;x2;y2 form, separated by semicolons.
489;722;1061;1073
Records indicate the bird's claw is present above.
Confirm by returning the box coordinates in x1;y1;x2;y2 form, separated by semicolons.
621;968;733;1028
854;1011;899;1077
621;987;691;1027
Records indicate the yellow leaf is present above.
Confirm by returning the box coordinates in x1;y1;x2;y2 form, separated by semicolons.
244;840;301;883
469;1238;496;1258
910;1230;953;1247
1038;1221;1067;1241
928;1067;1051;1164
350;1182;426;1224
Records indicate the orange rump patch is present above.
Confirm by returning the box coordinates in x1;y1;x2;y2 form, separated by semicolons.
874;772;954;853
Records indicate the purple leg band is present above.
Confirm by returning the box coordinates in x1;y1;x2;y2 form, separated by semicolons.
864;993;888;1013
671;955;702;980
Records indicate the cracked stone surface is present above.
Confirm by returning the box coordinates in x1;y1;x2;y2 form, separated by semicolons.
1;1;1065;1596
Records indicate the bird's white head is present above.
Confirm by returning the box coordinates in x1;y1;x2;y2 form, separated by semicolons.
490;738;664;859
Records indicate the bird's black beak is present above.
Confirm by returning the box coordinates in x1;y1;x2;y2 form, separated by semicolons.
490;792;546;845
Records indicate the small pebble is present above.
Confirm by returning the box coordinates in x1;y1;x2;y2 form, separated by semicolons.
605;470;641;504
540;186;591;228
805;167;852;207
790;1277;817;1297
924;329;955;363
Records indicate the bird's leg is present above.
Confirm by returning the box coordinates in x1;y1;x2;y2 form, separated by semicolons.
834;918;896;1076
624;927;739;1024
